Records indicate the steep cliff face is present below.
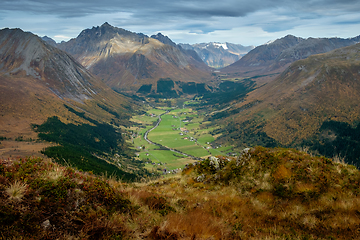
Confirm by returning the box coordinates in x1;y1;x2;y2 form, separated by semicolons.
58;23;212;92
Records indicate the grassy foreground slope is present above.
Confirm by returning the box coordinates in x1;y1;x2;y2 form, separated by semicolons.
1;146;360;239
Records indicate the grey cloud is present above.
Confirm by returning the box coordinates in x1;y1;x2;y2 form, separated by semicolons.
2;0;360;21
182;23;230;34
0;0;334;18
335;19;360;25
261;22;297;33
2;0;360;45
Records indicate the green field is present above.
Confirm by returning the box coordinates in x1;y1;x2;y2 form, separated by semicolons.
148;112;211;157
129;106;234;171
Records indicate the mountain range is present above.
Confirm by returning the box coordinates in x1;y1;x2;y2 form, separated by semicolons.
222;34;360;84
2;23;360;164
57;23;213;94
179;42;254;68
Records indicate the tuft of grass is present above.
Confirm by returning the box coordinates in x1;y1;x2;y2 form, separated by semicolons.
45;167;65;180
333;153;346;165
5;180;28;201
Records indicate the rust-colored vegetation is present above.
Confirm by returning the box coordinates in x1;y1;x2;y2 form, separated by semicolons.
1;146;360;239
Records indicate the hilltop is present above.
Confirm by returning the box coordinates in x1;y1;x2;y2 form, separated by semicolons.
1;147;360;239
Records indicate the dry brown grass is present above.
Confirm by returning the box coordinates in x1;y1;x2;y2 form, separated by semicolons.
162;209;231;239
272;164;292;181
2;147;360;239
0;140;53;159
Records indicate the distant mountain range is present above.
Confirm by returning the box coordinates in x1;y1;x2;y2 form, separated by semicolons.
57;23;213;94
48;25;360;95
179;42;254;69
222;34;360;83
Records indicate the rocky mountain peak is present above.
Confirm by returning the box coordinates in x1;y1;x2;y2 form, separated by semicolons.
283;34;301;40
263;34;303;48
75;22;149;45
59;23;150;58
101;22;111;27
41;36;57;47
151;33;177;47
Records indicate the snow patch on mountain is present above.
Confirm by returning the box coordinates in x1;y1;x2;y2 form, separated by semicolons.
212;42;228;50
202;42;228;50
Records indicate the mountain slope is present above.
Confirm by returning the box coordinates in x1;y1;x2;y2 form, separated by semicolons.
0;28;101;102
58;23;212;93
180;42;254;68
222;34;360;82
211;43;360;160
0;27;133;153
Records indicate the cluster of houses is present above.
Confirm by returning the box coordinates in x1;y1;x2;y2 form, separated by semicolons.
178;127;189;133
182;136;196;142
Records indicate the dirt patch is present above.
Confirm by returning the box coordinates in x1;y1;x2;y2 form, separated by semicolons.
0;140;52;159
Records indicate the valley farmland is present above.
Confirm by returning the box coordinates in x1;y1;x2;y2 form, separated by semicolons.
129;102;234;172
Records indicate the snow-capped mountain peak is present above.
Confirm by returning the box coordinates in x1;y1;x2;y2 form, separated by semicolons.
179;42;254;69
212;42;228;50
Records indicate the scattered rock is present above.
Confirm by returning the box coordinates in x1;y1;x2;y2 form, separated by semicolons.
41;219;51;230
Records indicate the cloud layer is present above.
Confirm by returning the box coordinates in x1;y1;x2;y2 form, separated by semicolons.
1;0;360;45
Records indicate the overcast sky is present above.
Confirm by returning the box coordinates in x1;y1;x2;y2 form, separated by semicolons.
1;0;360;46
